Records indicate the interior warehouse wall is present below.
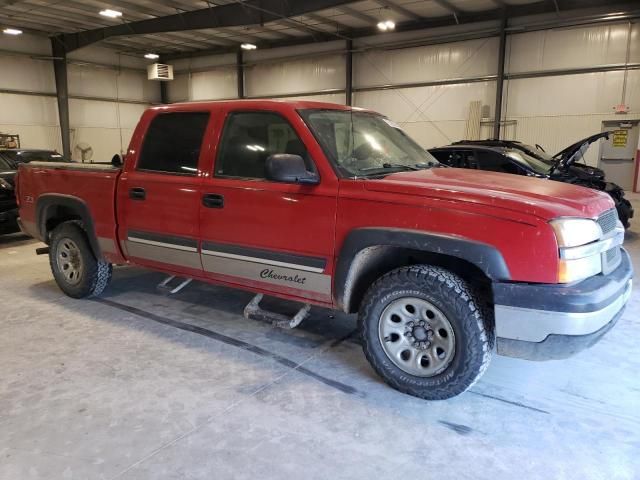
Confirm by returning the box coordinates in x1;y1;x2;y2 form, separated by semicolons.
353;36;500;148
0;33;157;161
66;46;158;162
503;22;640;167
165;19;638;174
0;33;61;151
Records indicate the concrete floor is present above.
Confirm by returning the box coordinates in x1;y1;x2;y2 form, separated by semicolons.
1;195;639;480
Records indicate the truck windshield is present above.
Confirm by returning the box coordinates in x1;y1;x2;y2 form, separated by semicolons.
300;109;439;177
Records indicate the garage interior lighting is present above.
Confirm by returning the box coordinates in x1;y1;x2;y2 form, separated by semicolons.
377;20;395;31
241;43;257;50
99;9;122;18
144;53;159;60
3;28;23;35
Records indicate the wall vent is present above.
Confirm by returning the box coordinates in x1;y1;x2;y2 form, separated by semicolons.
147;63;174;81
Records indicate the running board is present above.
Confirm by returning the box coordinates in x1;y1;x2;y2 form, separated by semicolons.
243;293;311;329
156;275;192;295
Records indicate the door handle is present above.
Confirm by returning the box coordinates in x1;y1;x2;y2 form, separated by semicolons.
202;193;224;208
129;187;146;200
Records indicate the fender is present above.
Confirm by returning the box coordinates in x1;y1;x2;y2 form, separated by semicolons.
334;228;511;312
35;194;102;259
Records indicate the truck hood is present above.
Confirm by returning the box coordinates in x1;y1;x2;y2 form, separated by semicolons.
363;168;612;220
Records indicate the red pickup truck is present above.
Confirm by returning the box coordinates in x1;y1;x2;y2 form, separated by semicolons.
16;100;633;400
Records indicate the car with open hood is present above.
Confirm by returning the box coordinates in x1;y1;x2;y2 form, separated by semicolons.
429;133;634;228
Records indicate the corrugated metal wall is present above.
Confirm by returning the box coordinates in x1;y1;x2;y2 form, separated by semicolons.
3;19;639;170
165;20;639;171
0;34;156;161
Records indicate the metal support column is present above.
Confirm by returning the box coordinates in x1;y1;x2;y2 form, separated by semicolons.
160;82;169;104
50;37;72;160
236;50;245;99
493;14;507;140
346;39;353;106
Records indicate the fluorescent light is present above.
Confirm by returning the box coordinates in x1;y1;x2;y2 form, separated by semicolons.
99;9;122;18
144;53;159;60
241;43;257;50
377;20;395;31
3;28;23;35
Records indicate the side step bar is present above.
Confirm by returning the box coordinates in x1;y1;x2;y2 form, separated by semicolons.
244;293;311;329
157;275;192;295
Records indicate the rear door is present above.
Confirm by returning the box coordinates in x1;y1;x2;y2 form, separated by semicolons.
116;110;212;277
197;107;338;305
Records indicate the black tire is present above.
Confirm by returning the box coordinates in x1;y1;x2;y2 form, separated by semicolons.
49;221;112;298
359;265;493;400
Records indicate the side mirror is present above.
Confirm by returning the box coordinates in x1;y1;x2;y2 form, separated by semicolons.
111;154;123;167
265;154;319;185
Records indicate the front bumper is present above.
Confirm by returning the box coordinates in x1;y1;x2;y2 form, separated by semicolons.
0;207;19;234
493;248;633;360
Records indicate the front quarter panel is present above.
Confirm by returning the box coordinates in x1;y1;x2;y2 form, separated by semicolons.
335;180;559;285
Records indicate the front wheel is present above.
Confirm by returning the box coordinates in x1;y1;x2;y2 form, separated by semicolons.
359;265;493;400
49;221;112;298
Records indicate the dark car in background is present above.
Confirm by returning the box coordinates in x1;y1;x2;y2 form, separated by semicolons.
429;133;634;228
0;155;18;234
0;149;69;166
0;149;69;235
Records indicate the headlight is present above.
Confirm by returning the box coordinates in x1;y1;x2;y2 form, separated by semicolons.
558;256;602;283
550;218;602;283
550;218;601;247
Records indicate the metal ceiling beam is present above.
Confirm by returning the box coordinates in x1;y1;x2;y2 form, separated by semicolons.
431;0;460;13
46;0;240;47
431;0;461;24
337;5;378;24
55;0;359;52
373;0;422;21
305;12;351;31
162;0;640;59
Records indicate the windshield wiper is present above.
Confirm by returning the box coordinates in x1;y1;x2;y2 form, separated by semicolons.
358;163;419;172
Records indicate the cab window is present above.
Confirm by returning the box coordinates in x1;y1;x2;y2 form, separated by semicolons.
216;111;312;179
137;112;210;175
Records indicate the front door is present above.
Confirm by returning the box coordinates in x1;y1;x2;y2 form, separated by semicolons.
198;108;338;305
117;110;212;277
599;120;639;191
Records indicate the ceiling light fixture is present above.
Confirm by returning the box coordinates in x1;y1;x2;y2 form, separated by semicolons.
144;53;159;60
3;28;23;35
241;43;257;50
99;9;122;18
377;20;395;31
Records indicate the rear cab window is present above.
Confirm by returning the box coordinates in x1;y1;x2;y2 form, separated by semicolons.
137;112;210;175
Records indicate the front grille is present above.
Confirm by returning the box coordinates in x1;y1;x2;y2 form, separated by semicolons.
602;247;622;274
597;208;618;235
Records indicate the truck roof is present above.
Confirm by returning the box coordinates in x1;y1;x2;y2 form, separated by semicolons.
150;99;370;113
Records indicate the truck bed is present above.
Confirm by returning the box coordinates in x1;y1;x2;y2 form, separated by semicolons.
17;161;123;263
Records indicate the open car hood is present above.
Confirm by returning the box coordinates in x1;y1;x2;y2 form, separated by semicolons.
552;132;610;170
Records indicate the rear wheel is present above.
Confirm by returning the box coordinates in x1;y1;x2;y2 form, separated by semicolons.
49;222;112;298
359;265;493;400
